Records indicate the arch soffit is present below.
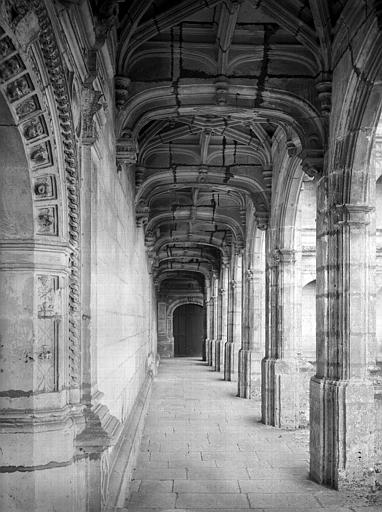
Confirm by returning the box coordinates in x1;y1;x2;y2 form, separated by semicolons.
330;23;382;204
154;237;229;259
136;172;270;211
119;86;325;150
145;211;244;242
154;266;211;282
145;184;246;210
270;151;304;249
168;298;204;318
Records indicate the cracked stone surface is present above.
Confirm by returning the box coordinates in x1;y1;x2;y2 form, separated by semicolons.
123;358;381;511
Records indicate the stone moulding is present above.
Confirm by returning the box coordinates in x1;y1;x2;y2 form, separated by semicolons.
31;0;81;389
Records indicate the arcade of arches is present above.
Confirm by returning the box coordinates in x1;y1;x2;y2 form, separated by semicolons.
1;0;382;510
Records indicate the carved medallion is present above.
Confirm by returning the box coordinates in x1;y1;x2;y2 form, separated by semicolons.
15;94;39;118
0;36;15;59
29;141;52;168
33;175;56;200
35;206;57;235
22;116;46;140
5;74;32;101
0;55;24;82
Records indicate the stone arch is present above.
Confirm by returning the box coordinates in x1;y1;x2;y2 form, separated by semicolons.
271;153;304;251
157;297;204;358
0;5;81;393
329;22;382;206
169;299;205;356
0;5;83;509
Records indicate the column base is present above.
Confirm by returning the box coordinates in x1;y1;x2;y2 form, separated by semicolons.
224;341;239;381
210;339;217;370
205;339;212;365
261;356;314;429
238;349;261;398
310;376;376;491
214;338;224;372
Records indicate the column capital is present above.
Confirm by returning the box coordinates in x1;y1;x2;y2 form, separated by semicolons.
254;211;269;231
332;203;374;229
116;133;138;168
270;248;296;265
300;148;324;180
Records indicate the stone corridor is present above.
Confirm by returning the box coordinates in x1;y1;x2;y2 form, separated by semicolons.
121;359;380;512
3;2;382;510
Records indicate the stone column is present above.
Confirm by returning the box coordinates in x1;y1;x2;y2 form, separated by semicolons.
205;277;213;364
310;195;376;490
210;272;219;370
215;261;229;371
224;250;243;381
238;268;263;398
262;245;306;428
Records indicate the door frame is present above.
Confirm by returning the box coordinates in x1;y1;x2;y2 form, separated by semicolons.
168;298;204;357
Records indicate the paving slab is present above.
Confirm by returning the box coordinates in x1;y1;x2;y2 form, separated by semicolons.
124;358;380;511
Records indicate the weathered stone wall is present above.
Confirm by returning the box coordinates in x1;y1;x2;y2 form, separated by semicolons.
94;141;155;422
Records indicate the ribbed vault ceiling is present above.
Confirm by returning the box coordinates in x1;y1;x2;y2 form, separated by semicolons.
97;0;347;291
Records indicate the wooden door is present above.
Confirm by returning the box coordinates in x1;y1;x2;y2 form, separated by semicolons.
173;304;205;357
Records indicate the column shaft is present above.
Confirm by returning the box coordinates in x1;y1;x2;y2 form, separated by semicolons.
224;252;243;381
310;187;376;490
238;269;263;398
261;240;313;428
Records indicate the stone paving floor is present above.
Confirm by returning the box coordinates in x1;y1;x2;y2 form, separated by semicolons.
120;358;381;512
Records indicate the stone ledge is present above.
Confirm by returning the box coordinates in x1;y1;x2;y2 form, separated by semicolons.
105;373;153;510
